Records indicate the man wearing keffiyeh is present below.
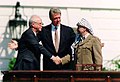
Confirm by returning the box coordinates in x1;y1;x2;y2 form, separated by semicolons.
75;18;103;71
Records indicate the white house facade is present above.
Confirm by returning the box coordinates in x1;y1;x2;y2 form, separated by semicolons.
1;0;120;81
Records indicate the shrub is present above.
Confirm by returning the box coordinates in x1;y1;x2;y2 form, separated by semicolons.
8;57;16;70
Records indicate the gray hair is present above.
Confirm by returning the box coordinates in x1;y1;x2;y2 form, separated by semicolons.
29;15;40;26
49;7;61;20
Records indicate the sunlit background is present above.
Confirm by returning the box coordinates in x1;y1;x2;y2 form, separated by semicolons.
1;0;120;81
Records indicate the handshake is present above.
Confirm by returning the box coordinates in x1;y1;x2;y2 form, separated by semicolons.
51;56;62;65
8;40;62;65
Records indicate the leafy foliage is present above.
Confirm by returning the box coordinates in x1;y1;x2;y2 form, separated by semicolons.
112;59;120;70
103;59;120;71
8;57;16;70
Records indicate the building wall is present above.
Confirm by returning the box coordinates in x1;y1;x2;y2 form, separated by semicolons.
0;0;120;77
0;6;77;71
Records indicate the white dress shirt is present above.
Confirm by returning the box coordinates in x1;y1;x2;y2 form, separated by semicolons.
51;24;60;47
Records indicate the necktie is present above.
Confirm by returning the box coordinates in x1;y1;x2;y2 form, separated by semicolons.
54;27;59;52
82;36;85;40
81;36;85;42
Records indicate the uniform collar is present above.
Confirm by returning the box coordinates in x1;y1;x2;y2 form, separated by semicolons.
84;33;90;39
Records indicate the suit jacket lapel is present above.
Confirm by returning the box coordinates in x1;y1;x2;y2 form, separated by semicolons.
28;28;37;41
31;30;39;41
46;25;56;51
58;24;64;52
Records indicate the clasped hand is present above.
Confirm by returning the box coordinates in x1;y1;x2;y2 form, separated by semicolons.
8;40;62;65
52;56;62;65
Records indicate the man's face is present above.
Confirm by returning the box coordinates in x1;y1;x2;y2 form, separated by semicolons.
32;19;43;32
78;26;86;35
51;13;61;26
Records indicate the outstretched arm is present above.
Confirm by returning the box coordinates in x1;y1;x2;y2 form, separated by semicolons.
8;40;18;50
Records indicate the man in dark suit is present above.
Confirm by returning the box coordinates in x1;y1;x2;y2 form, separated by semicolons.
10;15;59;70
38;7;76;70
8;8;76;70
